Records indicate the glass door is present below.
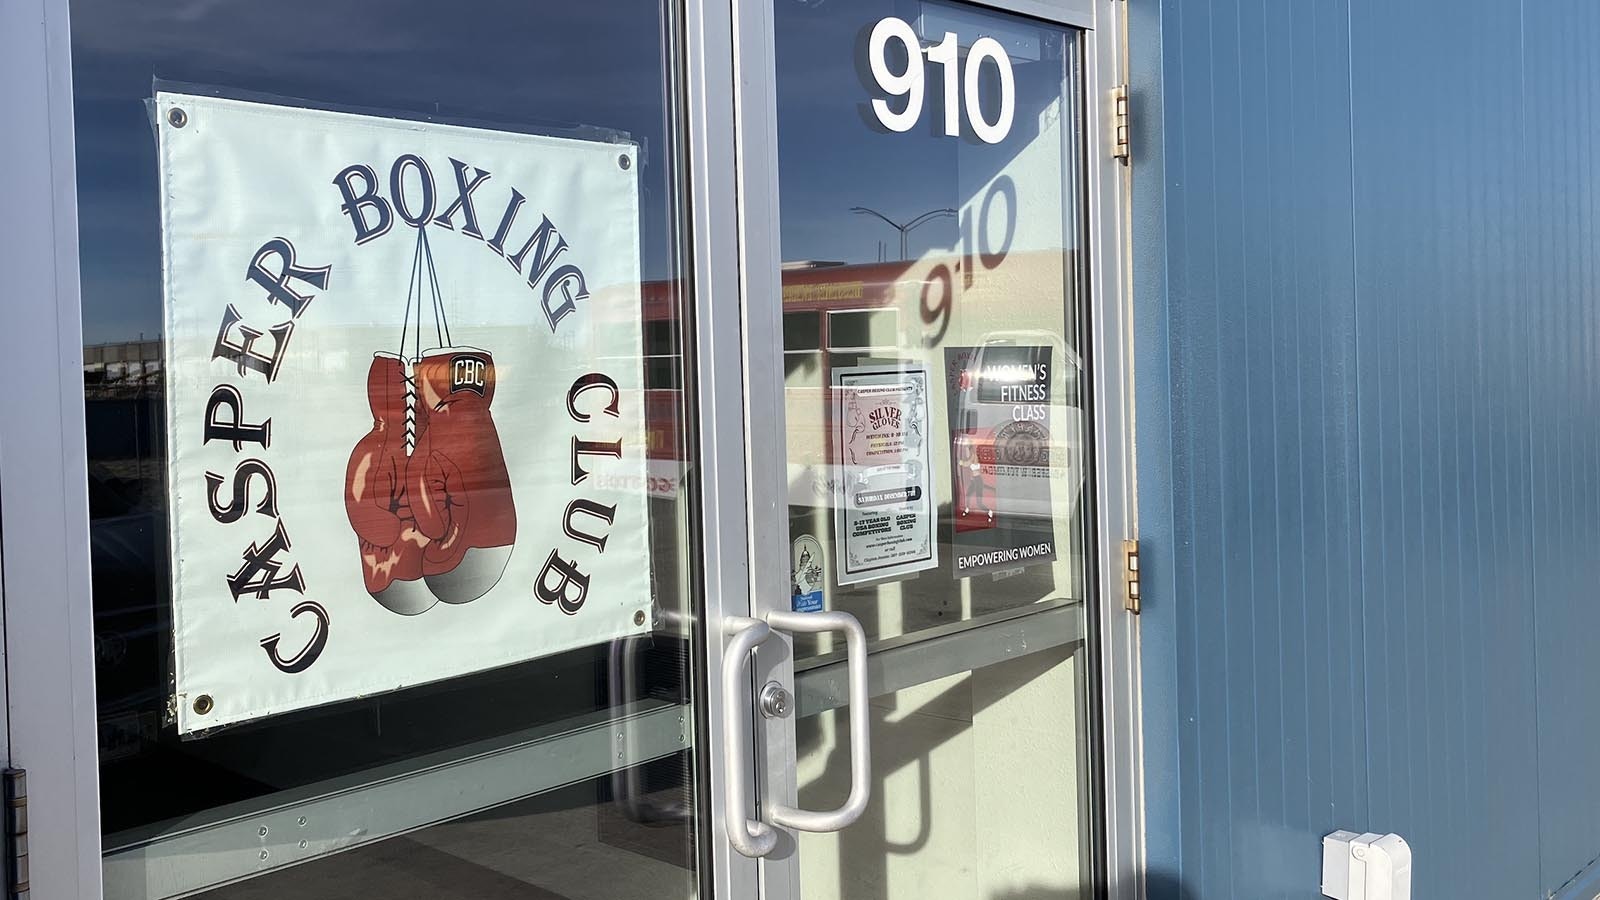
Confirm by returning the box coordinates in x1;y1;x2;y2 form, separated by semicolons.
30;0;763;898
723;0;1125;898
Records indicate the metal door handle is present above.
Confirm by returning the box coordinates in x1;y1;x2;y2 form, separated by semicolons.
762;610;870;833
722;616;778;858
721;610;871;857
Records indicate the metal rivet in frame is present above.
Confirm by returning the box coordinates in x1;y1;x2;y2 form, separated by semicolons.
618;154;631;170
167;107;188;129
192;694;213;715
633;610;647;627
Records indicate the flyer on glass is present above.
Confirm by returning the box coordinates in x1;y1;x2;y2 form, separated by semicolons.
158;91;651;733
831;364;937;585
944;345;1062;577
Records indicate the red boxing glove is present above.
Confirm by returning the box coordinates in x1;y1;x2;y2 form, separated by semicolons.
344;353;436;615
408;346;517;604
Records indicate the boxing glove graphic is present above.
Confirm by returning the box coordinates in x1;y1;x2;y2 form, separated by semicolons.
344;353;436;615
408;346;517;604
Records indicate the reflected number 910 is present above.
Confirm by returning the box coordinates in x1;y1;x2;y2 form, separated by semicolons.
868;17;1015;144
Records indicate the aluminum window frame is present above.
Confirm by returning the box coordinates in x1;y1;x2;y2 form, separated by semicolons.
3;0;103;896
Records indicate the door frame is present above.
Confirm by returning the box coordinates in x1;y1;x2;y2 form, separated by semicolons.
4;0;105;896
724;0;1145;897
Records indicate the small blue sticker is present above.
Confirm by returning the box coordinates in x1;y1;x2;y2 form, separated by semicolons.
791;534;826;612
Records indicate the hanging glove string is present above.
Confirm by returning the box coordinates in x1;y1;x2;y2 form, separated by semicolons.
397;224;424;363
394;224;457;457
394;225;457;457
419;226;452;348
396;224;453;359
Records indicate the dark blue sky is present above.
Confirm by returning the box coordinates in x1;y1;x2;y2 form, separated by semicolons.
71;0;678;344
70;0;1070;344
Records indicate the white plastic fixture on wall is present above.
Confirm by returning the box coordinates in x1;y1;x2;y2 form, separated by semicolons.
1322;831;1413;900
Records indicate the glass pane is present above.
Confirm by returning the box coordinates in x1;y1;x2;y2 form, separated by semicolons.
71;1;704;897
774;0;1090;657
828;309;902;351
773;1;1096;898
195;761;694;899
797;645;1089;899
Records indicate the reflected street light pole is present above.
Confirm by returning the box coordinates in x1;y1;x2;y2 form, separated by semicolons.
851;206;957;261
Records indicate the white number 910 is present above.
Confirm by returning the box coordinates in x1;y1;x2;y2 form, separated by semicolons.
868;16;1015;144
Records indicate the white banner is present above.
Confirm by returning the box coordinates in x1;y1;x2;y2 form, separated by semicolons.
158;92;650;733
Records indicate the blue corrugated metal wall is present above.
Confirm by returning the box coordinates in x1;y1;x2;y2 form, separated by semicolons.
1523;4;1600;891
1131;1;1600;897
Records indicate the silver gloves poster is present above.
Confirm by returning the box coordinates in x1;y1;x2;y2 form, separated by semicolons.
831;364;937;585
158;92;650;733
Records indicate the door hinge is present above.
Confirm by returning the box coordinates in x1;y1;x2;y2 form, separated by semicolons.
4;769;26;899
1122;540;1141;614
1110;84;1131;164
